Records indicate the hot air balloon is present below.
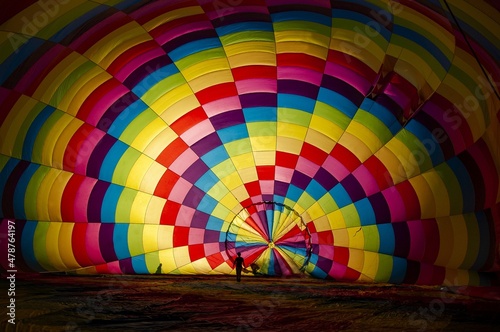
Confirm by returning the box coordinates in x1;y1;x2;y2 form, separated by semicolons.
0;0;499;286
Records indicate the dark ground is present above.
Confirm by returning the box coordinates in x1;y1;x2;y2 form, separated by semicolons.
1;273;499;331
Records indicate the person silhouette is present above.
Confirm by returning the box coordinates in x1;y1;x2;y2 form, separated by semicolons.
234;252;244;282
155;263;162;274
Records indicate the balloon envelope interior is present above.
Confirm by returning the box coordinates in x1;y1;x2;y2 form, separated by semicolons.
0;0;499;285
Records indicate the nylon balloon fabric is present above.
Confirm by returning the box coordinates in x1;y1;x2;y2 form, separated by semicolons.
0;0;499;286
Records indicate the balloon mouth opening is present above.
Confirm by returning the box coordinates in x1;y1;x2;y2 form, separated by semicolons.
225;201;313;277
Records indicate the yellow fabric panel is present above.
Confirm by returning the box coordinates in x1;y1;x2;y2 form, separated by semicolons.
155;85;198;120
101;32;151;69
143;127;177;159
130;191;152;223
127;224;144;257
398;48;442;90
398;4;455;53
394;58;429;92
338;131;373;163
434;217;454;267
219;169;243;191
182;58;230;82
275;33;329;53
57;63;102;115
48;172;72;222
422;171;450;218
130;117;168;153
189;70;234;93
231;152;255;169
42;113;73;166
53;118;84;168
346;226;364;249
348;120;383;154
409;175;436;219
448;216;468;269
330;35;384;72
211;200;232;221
309;113;344;143
173;246;192;270
385;138;420;181
85;22;145;66
144;196;166;224
59;222;80;269
32;52;87;105
277;122;307;141
0;96;37;156
191;258;213;274
228;51;276;68
227;185;250;207
143;6;203;31
46;222;67;270
374;146;403;183
451;0;500;45
157;225;174;249
275;26;330;45
307;201;327;221
311;214;331;233
36;168;61;221
142;224;160;253
444;268;470;286
253;150;275;165
140;162;167;195
328;209;345;230
250;135;276;151
361;251;380;281
238;166;259;183
225;41;276;57
347;248;365;272
125;154;153;190
332;228;349;247
66;71;112;117
276;136;302;154
158;249;177;273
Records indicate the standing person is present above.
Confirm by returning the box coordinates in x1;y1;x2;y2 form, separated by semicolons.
234;252;244;282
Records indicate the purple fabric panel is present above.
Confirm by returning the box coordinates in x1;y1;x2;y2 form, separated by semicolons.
240;92;277;108
182;184;206;208
393;222;410;257
162;29;218;53
314;167;338;191
86;135;116;178
368;192;391;223
290;170;311;190
87;181;110;222
122;55;171;90
278;80;319;99
340;174;366;202
321;74;365;107
204;229;221;243
274;181;289;197
119;257;135;274
191;132;223;156
99;224;118;262
210;110;246;130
